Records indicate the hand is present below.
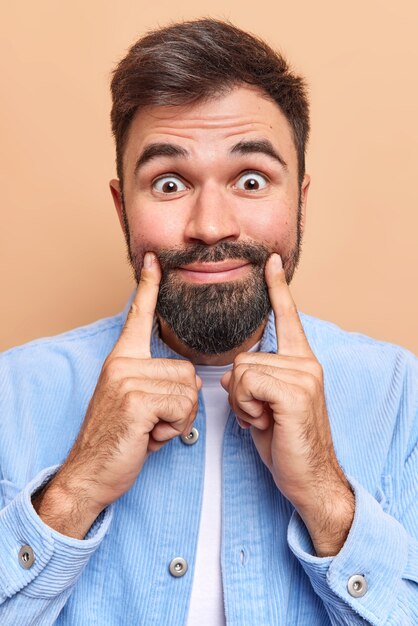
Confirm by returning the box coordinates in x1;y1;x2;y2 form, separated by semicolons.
221;253;354;556
34;253;201;538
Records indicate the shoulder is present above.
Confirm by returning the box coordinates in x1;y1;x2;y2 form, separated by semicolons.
299;314;417;476
0;313;126;473
300;311;417;412
300;311;417;371
300;312;417;432
1;313;124;369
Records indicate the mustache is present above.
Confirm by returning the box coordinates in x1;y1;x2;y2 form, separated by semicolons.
156;241;271;272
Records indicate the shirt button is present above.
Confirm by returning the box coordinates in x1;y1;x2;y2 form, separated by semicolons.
169;557;188;577
180;427;199;445
18;545;35;569
347;574;368;597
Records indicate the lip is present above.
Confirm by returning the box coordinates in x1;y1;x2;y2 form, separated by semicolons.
176;260;251;284
178;260;249;273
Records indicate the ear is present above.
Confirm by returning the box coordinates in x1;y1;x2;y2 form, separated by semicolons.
299;174;310;236
109;179;127;237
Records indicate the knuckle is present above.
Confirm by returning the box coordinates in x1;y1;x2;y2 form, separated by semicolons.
304;373;318;395
179;394;195;414
116;377;129;395
167;381;184;396
121;389;143;412
240;367;255;386
152;394;169;411
102;356;125;381
153;392;191;417
180;360;196;380
168;380;194;400
128;301;153;323
136;306;154;321
233;353;245;367
129;302;140;317
190;387;199;404
124;302;140;327
279;301;297;318
234;361;250;377
312;361;324;380
158;359;193;383
139;273;156;286
298;385;313;404
232;363;243;379
118;377;137;396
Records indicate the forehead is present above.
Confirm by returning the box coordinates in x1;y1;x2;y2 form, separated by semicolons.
123;85;298;173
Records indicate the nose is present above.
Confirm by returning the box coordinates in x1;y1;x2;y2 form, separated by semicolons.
183;182;241;245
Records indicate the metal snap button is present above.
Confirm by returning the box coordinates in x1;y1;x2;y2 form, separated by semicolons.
180;427;199;445
347;574;368;597
169;557;188;577
18;544;35;569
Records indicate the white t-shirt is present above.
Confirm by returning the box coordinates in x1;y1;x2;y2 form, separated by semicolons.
187;343;260;625
186;362;231;625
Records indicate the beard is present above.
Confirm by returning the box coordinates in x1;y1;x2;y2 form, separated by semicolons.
124;207;302;355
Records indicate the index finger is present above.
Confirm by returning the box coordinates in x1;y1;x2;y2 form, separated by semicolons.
265;253;313;357
112;252;161;359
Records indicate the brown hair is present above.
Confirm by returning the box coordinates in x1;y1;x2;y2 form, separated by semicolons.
110;19;310;188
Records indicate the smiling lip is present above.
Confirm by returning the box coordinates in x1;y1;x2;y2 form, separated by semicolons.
177;260;251;283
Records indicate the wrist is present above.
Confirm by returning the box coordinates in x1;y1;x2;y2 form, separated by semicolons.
32;474;104;540
297;477;355;557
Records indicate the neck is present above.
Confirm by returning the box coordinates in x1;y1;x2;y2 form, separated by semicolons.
157;316;265;365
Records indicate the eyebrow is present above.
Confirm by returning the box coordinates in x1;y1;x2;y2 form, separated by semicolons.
133;137;288;176
230;139;288;170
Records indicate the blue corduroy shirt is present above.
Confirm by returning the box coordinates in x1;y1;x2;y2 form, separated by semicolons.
0;298;417;625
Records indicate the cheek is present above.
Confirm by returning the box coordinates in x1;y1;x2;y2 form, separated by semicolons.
128;210;186;253
242;202;298;247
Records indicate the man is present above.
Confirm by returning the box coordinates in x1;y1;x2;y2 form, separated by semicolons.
0;18;416;626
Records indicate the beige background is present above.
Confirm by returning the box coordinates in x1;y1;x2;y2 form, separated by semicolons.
1;0;417;354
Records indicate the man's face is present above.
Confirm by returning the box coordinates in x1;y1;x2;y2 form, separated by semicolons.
110;85;310;355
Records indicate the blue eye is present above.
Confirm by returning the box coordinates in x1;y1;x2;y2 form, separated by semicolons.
235;172;268;191
152;176;187;194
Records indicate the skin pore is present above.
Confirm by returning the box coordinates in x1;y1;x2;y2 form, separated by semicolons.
110;85;310;364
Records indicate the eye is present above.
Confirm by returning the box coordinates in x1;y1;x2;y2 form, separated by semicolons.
235;171;268;191
152;175;187;194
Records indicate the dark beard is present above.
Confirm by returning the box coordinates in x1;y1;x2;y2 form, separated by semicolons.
157;242;270;354
128;238;301;355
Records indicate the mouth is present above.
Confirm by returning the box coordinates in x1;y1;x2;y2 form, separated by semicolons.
176;260;252;284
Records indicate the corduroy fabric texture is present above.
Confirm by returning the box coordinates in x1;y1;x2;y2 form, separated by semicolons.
0;296;416;625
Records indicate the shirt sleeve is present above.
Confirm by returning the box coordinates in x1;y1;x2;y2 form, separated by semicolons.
0;466;112;625
287;474;418;625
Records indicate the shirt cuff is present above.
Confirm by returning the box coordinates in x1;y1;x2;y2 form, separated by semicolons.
0;466;112;601
287;476;410;624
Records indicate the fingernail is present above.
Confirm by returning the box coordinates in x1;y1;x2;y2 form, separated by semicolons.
271;253;283;270
143;252;154;269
